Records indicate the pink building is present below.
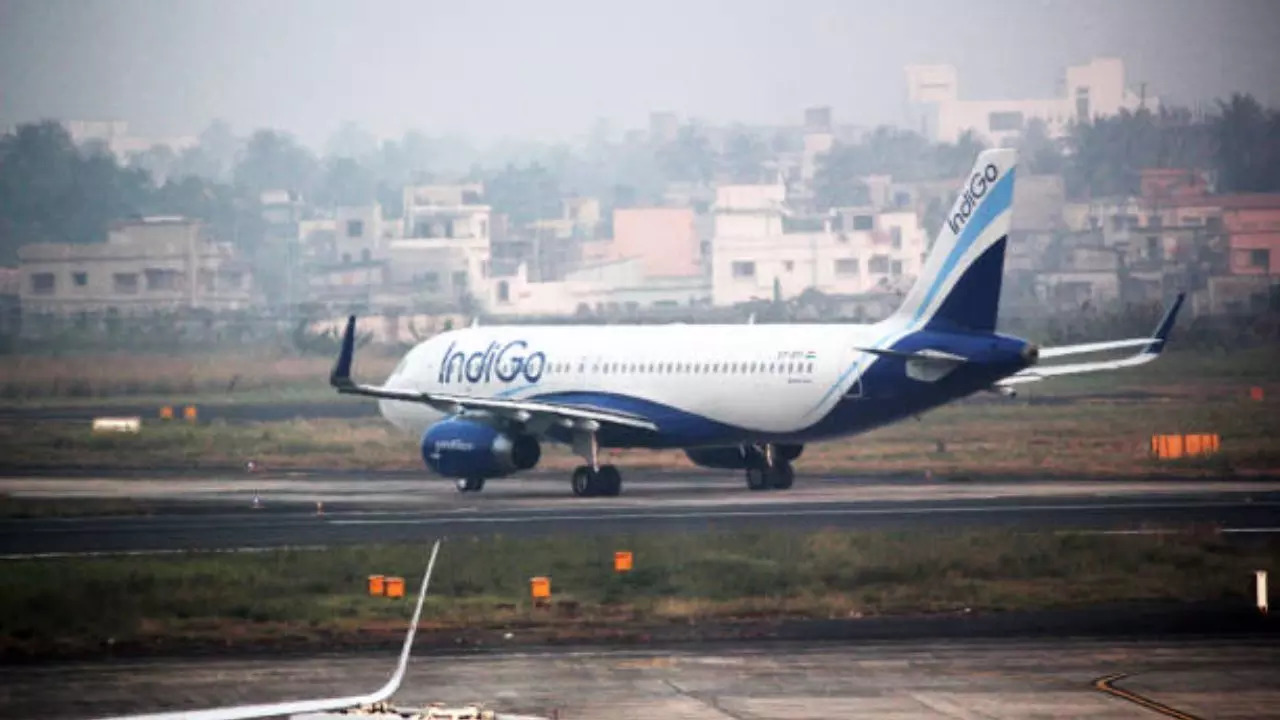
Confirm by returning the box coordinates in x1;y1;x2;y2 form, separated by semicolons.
1221;196;1280;275
609;208;702;278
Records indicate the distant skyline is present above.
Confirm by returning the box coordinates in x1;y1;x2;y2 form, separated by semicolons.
2;0;1278;150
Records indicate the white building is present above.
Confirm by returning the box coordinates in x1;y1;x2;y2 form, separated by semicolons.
710;184;928;307
57;119;198;157
485;257;711;318
905;57;1155;145
391;184;492;305
18;217;253;316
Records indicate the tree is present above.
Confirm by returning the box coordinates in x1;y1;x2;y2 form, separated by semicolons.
0;121;151;263
933;130;988;178
316;156;377;208
147;175;246;247
813;144;870;211
127;143;178;185
484;162;561;227
233;129;319;199
1019;119;1064;175
1214;93;1280;192
720;130;771;183
196;119;238;182
657;123;715;184
325;121;377;160
1063;106;1219;199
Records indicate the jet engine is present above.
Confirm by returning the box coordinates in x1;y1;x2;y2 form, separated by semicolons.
421;418;541;479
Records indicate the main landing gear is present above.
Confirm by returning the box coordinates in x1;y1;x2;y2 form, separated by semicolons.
571;464;622;497
455;477;485;493
567;425;623;497
745;461;794;491
744;444;795;491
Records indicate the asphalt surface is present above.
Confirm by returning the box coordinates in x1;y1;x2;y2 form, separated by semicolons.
2;473;1278;556
5;638;1278;719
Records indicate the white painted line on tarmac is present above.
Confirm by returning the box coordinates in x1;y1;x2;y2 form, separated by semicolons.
324;499;1280;526
0;545;330;561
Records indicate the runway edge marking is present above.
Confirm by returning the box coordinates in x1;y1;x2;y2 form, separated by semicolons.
1093;672;1204;720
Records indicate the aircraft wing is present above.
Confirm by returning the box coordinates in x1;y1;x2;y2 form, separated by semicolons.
330;316;659;433
90;540;443;720
997;293;1185;387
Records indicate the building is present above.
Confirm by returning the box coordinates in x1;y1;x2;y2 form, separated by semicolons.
17;217;253;316
390;184;492;307
334;204;396;264
1058;169;1280;314
520;197;605;281
710;183;928;307
485;257;711;318
586;207;703;278
905;58;1155;145
57;119;198;157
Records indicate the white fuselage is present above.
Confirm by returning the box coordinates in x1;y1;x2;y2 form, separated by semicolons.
378;320;891;445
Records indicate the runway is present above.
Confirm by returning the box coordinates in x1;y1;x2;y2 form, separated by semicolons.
2;472;1278;556
4;638;1278;719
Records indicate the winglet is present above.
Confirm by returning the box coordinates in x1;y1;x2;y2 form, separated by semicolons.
367;537;442;703
1144;292;1185;355
329;315;357;390
88;539;443;720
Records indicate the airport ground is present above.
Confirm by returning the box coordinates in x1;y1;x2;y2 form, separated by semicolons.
4;638;1279;719
1;346;1278;718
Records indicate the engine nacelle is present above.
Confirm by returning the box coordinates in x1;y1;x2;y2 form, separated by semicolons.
421;418;541;479
684;446;754;470
685;443;804;470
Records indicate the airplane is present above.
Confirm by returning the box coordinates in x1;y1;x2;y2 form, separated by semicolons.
331;148;1185;498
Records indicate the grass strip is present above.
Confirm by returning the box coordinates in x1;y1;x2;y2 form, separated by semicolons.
2;528;1275;659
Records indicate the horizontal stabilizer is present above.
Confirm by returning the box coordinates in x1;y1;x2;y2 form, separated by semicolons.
1038;337;1162;359
856;346;968;383
998;293;1185;387
855;347;968;363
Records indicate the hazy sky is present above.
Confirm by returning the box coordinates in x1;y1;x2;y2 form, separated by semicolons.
2;0;1278;149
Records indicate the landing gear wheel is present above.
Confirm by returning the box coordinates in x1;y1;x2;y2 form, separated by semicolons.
746;466;770;491
768;462;795;490
597;465;622;497
455;477;485;493
571;465;622;497
571;466;595;497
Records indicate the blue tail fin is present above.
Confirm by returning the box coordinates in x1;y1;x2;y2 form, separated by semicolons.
890;149;1017;333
